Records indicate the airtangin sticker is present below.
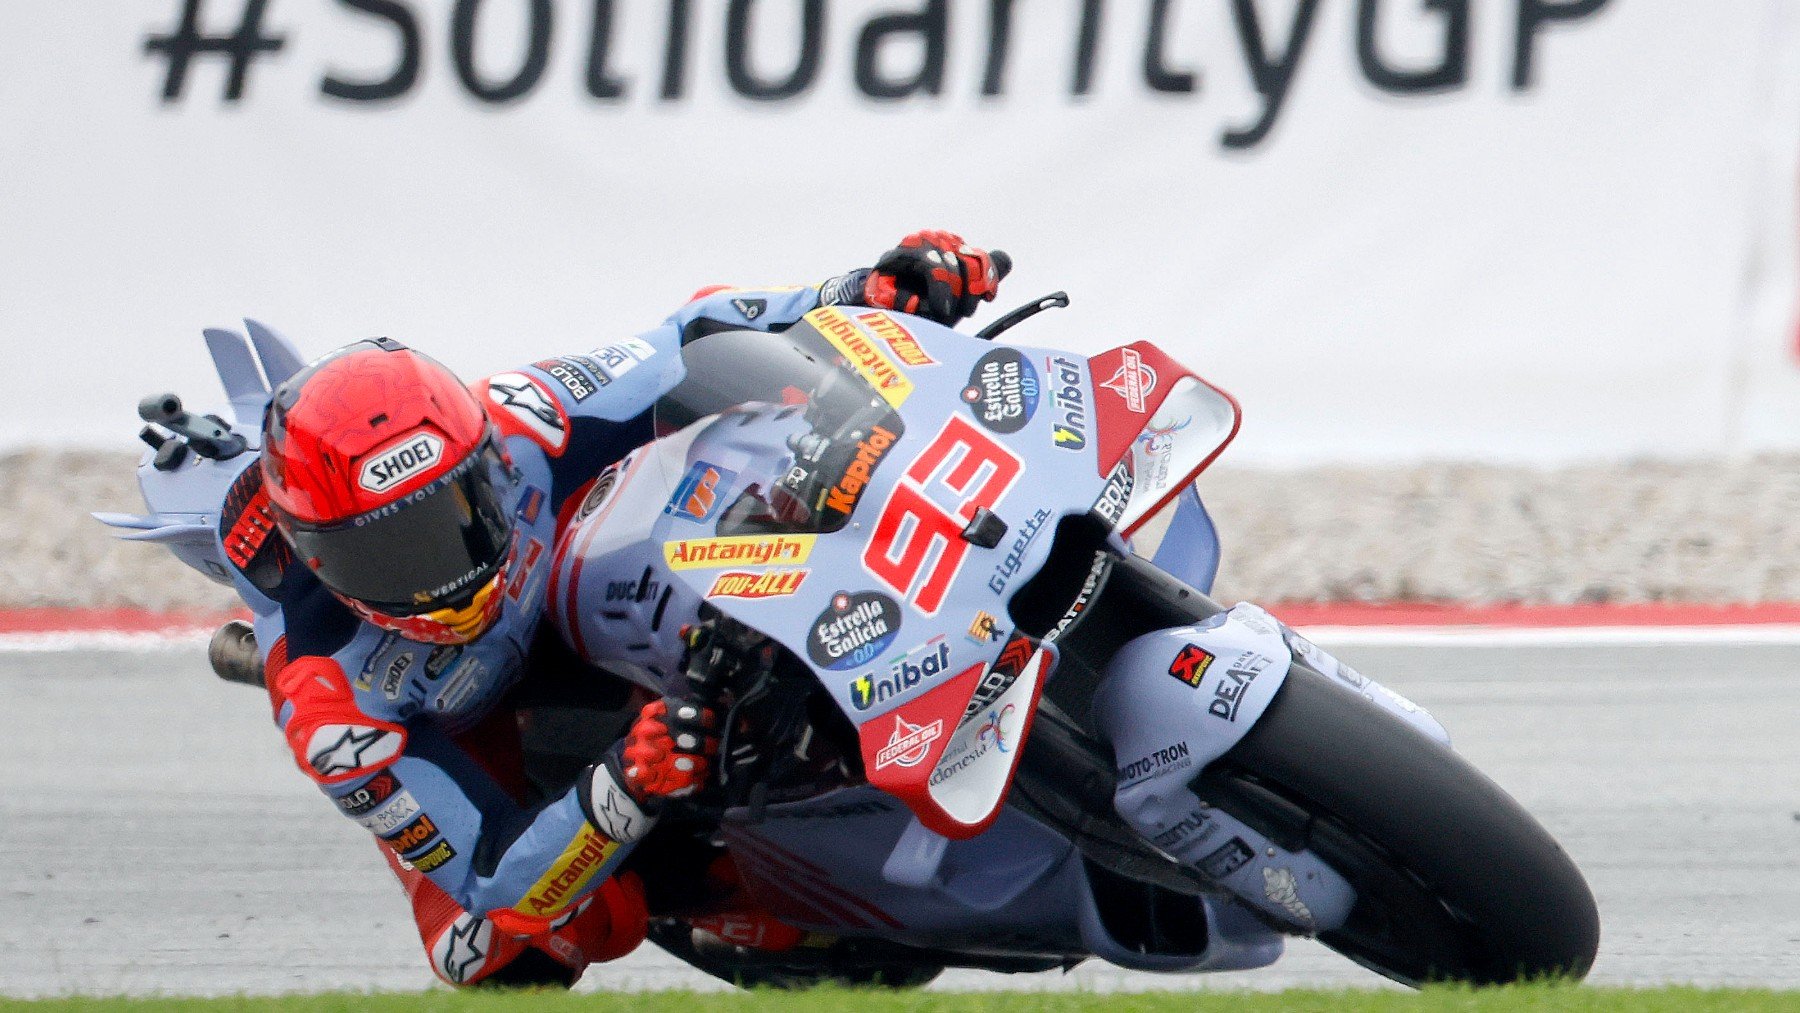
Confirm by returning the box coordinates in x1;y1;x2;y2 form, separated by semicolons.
962;347;1039;434
513;826;620;917
807;590;901;671
806;307;914;408
664;534;815;570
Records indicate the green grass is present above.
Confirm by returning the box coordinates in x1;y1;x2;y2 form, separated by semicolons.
0;987;1793;1012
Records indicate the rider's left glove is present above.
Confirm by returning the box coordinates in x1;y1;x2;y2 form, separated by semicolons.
615;697;721;806
823;230;1004;327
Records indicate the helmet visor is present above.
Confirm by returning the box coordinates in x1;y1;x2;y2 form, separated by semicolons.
282;440;513;616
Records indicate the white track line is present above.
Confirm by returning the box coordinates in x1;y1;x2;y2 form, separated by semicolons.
1296;623;1800;646
0;630;211;652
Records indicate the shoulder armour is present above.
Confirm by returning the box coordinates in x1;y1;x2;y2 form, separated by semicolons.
478;373;569;457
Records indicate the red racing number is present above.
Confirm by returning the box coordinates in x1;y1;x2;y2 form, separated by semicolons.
863;416;1022;614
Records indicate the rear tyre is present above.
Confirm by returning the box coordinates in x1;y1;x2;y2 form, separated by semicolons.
1198;665;1600;986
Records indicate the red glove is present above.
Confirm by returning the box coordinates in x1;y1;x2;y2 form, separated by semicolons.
863;229;1004;325
617;697;719;804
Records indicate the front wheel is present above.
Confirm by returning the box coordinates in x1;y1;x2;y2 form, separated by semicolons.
1196;664;1600;986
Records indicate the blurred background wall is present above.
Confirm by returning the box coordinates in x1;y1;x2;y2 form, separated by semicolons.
7;1;1799;464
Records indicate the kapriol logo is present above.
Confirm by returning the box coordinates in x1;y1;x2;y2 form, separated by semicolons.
874;714;943;770
359;432;444;493
1100;348;1157;414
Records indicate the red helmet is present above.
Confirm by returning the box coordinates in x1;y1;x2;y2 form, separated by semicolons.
262;338;514;645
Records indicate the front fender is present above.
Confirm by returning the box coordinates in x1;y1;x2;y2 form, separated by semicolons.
1092;602;1293;781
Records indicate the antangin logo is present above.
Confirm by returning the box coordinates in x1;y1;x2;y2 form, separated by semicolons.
807;307;914;408
663;534;815;570
514;825;619;917
358;432;443;493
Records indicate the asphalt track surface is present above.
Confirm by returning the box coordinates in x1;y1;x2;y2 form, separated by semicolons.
2;637;1797;996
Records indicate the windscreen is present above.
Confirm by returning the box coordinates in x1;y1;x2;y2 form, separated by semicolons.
656;328;905;537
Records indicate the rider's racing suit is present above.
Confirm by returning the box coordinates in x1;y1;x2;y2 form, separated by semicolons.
220;279;861;986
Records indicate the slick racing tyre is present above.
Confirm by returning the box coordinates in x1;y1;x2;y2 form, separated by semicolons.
1195;664;1600;986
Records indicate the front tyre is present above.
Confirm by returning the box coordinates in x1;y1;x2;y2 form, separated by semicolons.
1197;664;1600;986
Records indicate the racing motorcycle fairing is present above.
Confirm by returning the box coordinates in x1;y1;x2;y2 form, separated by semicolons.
717;784;1288;973
556;308;1252;842
94;320;300;586
1084;341;1242;538
559;310;1114;835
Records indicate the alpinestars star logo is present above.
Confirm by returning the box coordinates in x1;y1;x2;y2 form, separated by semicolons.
488;378;563;429
439;916;489;985
591;785;638;842
309;726;392;777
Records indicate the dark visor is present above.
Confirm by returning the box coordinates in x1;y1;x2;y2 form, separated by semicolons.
283;441;513;615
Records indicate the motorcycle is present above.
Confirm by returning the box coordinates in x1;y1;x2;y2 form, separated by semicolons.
100;300;1599;990
548;297;1602;988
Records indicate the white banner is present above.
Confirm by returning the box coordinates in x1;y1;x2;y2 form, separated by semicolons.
3;1;1797;464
